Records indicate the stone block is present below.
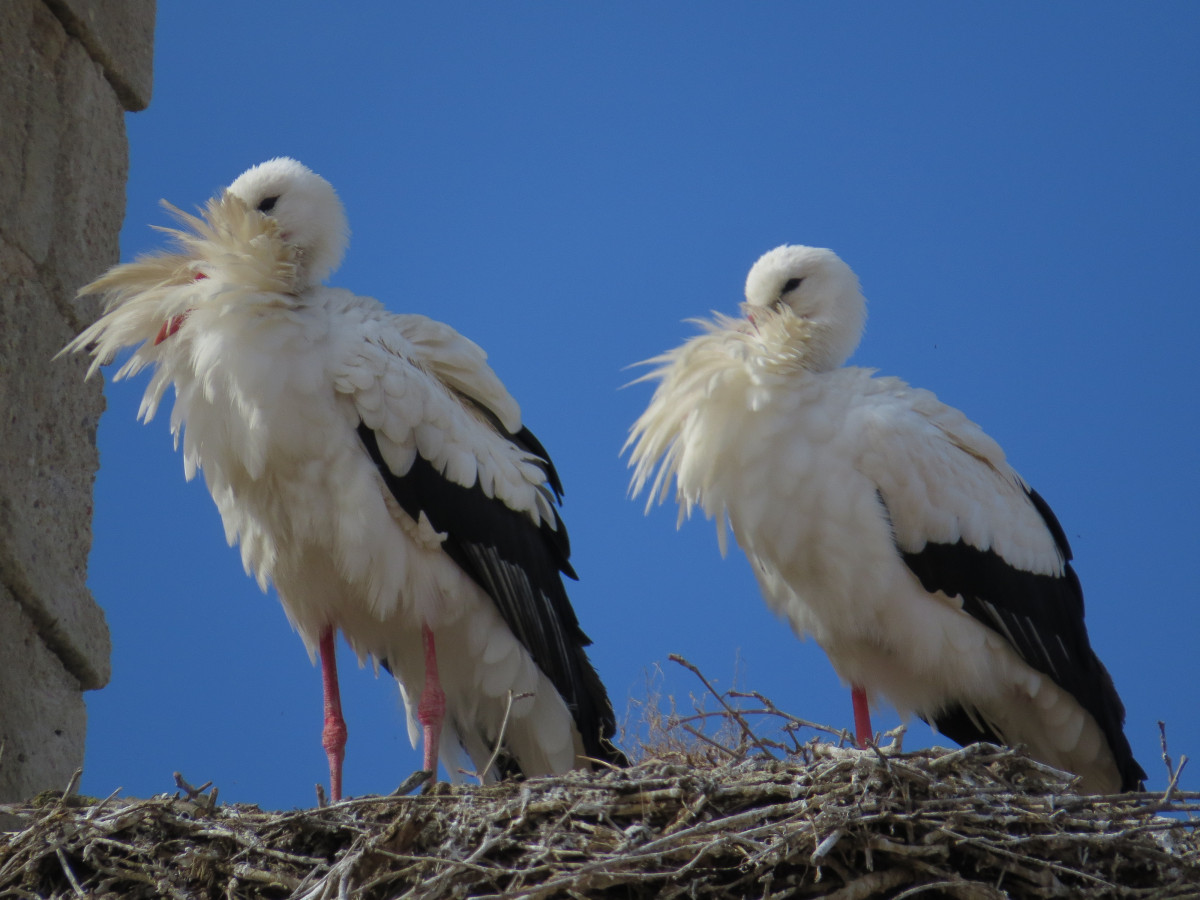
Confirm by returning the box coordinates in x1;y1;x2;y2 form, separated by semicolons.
0;241;111;691
46;36;129;327
0;582;87;805
43;0;156;111
0;0;71;272
0;1;128;329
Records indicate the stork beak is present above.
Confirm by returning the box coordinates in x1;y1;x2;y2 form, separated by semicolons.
154;312;190;345
155;271;207;345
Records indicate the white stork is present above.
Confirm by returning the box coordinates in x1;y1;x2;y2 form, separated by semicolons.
626;244;1144;793
65;157;624;799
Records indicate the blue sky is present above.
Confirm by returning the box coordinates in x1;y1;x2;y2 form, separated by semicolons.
80;3;1198;809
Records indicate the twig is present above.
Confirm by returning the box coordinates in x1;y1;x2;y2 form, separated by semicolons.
82;787;125;822
727;690;851;741
678;723;740;759
890;879;1003;900
1160;720;1175;781
392;769;433;796
823;869;913;900
1146;752;1190;813
668;654;779;760
61;768;82;801
173;771;219;811
475;690;533;783
55;848;86;898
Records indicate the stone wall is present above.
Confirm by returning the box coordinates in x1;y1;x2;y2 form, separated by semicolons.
0;0;154;804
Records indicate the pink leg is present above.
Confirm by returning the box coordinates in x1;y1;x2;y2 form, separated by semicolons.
851;685;872;749
319;626;348;802
417;624;446;776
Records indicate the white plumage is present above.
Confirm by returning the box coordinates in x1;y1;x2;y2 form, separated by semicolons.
66;158;622;798
627;244;1143;793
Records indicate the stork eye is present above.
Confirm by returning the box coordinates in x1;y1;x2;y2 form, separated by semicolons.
781;277;804;295
257;196;279;213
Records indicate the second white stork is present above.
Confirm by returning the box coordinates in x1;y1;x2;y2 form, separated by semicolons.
65;158;624;799
626;244;1144;793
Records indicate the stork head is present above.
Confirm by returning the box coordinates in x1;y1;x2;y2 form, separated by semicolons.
225;158;349;288
743;244;866;371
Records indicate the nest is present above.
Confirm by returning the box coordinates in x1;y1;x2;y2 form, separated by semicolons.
3;661;1197;899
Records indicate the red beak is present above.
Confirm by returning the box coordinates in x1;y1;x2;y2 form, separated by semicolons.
154;311;190;345
154;272;206;345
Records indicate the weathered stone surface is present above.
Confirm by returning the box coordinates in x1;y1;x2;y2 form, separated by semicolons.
43;0;156;111
0;241;111;691
0;0;154;803
0;1;70;274
46;35;130;327
0;1;128;330
0;583;87;805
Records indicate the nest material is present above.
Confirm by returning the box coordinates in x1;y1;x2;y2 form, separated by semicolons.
3;661;1197;899
2;742;1197;900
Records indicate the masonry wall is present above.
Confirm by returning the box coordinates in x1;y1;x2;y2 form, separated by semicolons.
0;0;154;804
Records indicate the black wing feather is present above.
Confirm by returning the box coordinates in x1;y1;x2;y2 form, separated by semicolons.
928;703;1005;749
891;487;1145;791
356;422;623;768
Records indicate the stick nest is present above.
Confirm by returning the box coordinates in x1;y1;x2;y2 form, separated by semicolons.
3;665;1197;899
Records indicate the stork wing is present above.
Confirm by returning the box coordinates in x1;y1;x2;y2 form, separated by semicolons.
857;379;1144;789
334;312;617;762
392;313;524;436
